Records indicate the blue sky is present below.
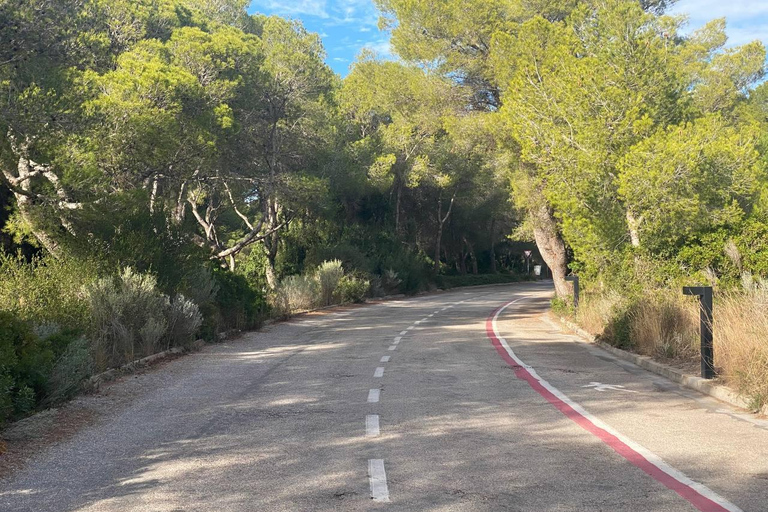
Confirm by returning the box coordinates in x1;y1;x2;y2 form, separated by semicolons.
248;1;768;77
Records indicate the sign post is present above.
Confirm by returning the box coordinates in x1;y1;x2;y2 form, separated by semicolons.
565;275;579;308
523;250;532;275
682;286;715;379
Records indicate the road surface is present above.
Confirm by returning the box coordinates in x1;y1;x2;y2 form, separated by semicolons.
1;282;767;511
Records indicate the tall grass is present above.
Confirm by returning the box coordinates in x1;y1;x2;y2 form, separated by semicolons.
574;282;768;410
715;282;768;410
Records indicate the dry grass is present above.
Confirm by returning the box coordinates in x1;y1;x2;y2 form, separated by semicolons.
629;293;699;360
576;291;626;336
575;283;768;411
715;287;768;410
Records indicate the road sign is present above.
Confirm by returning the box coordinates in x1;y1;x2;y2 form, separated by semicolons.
523;250;532;258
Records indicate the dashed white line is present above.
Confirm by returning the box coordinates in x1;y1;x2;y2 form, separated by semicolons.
393;336;402;344
399;330;408;336
368;459;390;502
366;415;380;437
406;326;414;331
367;389;380;403
380;356;391;363
414;320;422;324
374;367;385;378
421;317;429;322
388;344;397;351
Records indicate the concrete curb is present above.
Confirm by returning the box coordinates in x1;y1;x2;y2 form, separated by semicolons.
86;339;205;391
556;316;761;413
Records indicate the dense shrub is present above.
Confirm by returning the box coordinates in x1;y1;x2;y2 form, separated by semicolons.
210;269;269;335
274;274;319;316
88;268;202;370
45;336;94;405
316;260;344;306
0;253;94;331
0;312;54;425
336;275;370;303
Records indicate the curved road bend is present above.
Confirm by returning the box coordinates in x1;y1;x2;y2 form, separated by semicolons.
1;282;767;511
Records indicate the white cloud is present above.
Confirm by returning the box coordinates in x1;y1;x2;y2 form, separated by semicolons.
363;38;393;58
258;0;329;18
669;0;768;47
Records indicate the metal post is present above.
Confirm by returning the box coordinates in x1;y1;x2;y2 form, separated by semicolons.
565;275;579;308
683;286;714;379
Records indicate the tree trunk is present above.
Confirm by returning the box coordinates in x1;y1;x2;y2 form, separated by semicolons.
463;236;478;274
433;190;456;274
531;202;571;298
12;157;61;256
489;219;497;273
395;184;402;233
626;211;641;248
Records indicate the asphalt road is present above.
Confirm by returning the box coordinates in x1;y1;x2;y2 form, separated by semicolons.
1;282;767;512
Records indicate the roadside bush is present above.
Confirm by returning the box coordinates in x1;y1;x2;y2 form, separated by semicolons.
0;311;54;425
274;274;319;316
88;268;203;370
316;260;344;306
165;295;203;349
336;275;369;303
210;269;269;335
0;253;94;332
45;336;94;405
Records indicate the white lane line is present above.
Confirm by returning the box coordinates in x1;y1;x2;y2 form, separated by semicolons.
490;299;743;512
421;317;429;322
414;320;421;325
380;355;391;363
406;326;414;330
374;367;385;378
399;330;408;336
388;345;397;351
368;459;390;502
366;415;380;437
434;310;440;314
428;313;434;318
367;389;380;403
393;336;402;344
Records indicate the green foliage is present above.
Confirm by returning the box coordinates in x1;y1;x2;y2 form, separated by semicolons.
316;260;344;306
87;268;203;370
210;268;269;334
336;275;370;304
0;311;54;425
0;253;94;331
45;336;94;405
274;274;320;316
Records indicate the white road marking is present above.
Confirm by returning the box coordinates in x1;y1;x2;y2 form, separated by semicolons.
406;326;414;330
492;299;743;512
388;345;397;351
380;356;391;363
367;389;380;403
414;320;421;324
393;336;402;344
582;382;638;393
434;310;441;314
399;330;408;336
421;317;429;322
368;459;390;502
374;367;385;378
366;415;380;437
